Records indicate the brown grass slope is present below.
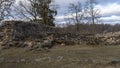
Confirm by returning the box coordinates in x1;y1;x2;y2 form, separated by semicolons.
0;46;120;68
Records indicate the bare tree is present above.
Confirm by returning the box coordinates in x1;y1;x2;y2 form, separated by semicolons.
0;0;14;21
65;2;84;32
67;2;84;24
13;1;37;21
84;0;100;24
14;0;57;26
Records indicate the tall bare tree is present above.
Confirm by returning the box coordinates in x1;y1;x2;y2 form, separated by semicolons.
65;2;84;32
13;1;37;21
84;0;100;24
0;0;14;21
14;0;57;26
67;2;84;24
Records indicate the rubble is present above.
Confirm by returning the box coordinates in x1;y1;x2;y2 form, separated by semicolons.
0;20;120;50
95;32;120;45
0;21;57;50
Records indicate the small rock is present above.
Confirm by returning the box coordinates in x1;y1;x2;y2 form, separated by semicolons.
35;58;41;62
21;59;26;62
107;60;120;66
0;58;5;62
57;56;63;61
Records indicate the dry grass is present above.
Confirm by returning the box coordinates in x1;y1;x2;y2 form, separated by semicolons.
0;45;120;68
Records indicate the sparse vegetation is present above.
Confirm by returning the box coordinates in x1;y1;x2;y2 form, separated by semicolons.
0;0;120;68
0;46;120;68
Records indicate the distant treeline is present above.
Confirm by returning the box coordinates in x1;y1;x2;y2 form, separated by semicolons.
58;23;120;34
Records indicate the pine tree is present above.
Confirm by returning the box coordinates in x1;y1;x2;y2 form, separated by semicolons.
29;0;57;26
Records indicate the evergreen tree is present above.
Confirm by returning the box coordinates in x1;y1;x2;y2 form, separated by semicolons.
29;0;57;26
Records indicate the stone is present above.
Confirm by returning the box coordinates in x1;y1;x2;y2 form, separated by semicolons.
35;58;41;62
57;56;64;61
108;60;120;66
21;59;26;62
0;58;5;62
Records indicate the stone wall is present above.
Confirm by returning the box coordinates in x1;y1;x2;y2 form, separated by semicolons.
0;21;58;50
0;21;120;50
95;32;120;45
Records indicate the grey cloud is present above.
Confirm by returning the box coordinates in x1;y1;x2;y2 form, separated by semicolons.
55;0;120;24
97;0;120;5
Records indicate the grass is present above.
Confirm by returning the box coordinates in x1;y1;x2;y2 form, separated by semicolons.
0;45;120;68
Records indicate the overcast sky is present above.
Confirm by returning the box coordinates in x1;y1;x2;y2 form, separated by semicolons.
17;0;120;24
54;0;120;24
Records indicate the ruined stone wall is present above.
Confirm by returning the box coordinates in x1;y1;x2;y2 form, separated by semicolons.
95;32;120;45
0;21;120;50
0;21;93;49
0;21;58;49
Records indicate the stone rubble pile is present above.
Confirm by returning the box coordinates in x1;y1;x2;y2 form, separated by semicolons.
95;32;120;45
0;21;57;50
0;21;120;50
